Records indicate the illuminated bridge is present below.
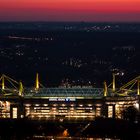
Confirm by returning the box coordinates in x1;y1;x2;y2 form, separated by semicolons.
0;74;140;120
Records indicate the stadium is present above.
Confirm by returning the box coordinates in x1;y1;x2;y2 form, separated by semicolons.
0;74;139;121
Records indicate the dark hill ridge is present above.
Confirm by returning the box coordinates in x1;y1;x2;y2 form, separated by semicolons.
0;22;140;32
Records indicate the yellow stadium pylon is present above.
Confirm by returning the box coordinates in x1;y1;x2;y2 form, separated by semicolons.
2;75;5;90
112;73;116;92
35;73;39;90
104;81;108;97
19;81;23;96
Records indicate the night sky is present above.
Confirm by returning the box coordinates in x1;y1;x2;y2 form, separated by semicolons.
0;0;140;22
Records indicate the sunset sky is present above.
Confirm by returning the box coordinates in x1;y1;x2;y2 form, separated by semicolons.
0;0;140;22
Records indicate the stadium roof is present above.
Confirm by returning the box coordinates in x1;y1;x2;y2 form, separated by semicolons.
24;87;104;98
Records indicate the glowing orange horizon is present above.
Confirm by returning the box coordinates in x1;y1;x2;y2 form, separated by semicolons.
0;0;140;22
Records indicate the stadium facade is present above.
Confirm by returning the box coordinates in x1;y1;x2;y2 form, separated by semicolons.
0;74;140;120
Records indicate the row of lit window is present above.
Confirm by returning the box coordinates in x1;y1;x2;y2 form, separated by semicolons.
25;104;94;107
29;115;95;118
26;107;93;110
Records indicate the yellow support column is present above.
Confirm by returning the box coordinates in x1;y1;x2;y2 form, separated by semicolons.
2;75;5;90
113;73;116;92
138;80;140;96
35;73;39;90
104;81;108;97
19;81;23;96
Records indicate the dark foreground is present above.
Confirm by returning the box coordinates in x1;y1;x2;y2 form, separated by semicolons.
0;118;140;140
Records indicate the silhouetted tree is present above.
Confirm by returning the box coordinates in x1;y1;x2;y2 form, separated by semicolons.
122;106;138;122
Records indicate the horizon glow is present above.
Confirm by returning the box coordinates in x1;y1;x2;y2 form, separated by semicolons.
0;0;140;22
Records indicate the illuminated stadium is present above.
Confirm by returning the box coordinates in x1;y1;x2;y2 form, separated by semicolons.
0;74;139;121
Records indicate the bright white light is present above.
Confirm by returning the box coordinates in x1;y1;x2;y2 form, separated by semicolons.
25;104;31;107
12;108;17;119
135;103;139;110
